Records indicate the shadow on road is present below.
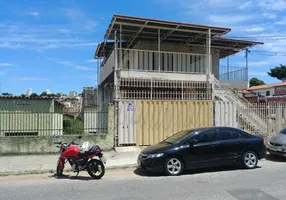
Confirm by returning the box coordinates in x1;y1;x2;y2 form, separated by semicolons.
48;173;98;181
265;153;286;162
134;165;262;177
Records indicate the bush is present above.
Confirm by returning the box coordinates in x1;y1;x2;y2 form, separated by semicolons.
63;116;84;135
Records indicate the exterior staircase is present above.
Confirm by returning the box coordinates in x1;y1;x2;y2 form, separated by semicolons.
212;77;268;136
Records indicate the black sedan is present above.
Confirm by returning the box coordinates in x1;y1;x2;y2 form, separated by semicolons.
137;127;266;176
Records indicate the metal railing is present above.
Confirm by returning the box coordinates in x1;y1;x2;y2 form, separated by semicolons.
118;78;212;100
118;48;209;74
99;48;211;84
219;66;247;81
212;76;268;136
0;109;108;137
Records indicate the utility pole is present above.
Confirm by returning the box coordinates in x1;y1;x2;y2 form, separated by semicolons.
245;48;249;87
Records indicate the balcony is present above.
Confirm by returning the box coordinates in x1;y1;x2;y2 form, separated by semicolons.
99;48;211;84
219;66;248;88
219;66;247;81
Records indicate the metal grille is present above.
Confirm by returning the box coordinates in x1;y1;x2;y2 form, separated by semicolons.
0;109;108;137
118;78;212;100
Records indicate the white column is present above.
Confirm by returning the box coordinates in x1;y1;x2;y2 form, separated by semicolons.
206;29;211;74
158;29;161;71
114;31;118;100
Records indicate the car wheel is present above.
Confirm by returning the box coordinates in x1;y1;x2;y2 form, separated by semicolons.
242;151;258;169
164;156;184;176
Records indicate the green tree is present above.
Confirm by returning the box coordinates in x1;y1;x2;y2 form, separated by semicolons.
40;92;47;97
30;93;38;97
47;93;56;98
267;64;286;81
1;93;12;96
249;77;265;87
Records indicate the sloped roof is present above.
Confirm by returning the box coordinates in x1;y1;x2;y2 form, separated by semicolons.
247;82;286;91
95;14;263;59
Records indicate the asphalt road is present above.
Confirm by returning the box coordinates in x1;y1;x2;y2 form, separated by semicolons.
1;155;286;200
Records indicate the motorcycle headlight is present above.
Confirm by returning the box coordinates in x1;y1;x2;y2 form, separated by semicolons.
147;153;164;158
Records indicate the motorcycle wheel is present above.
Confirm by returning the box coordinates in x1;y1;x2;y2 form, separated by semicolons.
86;159;105;179
56;159;63;176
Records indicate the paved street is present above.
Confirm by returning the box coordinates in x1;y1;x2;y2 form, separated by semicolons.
1;156;286;200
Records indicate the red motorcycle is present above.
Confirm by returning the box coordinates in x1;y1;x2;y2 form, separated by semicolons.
53;134;106;179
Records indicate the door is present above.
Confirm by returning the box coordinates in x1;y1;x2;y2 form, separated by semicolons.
118;101;136;145
185;129;221;169
216;128;244;165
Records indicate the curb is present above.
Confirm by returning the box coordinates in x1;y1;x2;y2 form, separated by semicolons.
0;163;137;177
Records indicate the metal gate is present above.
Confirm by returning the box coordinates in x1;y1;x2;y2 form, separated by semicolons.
214;101;237;127
118;101;136;145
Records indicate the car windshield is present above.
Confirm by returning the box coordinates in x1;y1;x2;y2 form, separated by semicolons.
280;128;286;134
162;129;199;144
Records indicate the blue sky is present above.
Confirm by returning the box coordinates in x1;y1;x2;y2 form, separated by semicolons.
1;0;286;95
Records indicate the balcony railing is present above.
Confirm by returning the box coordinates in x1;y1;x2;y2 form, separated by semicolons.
99;48;211;84
118;48;209;74
219;66;247;81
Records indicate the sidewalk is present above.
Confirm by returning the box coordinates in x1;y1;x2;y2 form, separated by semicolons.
0;147;142;175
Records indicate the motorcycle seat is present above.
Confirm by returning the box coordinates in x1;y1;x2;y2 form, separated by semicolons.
78;146;100;158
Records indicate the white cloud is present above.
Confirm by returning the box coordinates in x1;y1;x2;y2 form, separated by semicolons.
0;70;8;75
64;8;98;31
258;0;286;11
275;17;286;25
45;57;95;71
0;42;25;49
0;68;19;75
16;77;48;81
75;66;95;71
58;29;71;35
27;12;40;17
248;61;270;67
239;2;253;9
245;27;265;33
0;63;13;67
248;72;268;76
86;59;96;63
209;14;257;25
263;13;276;19
63;75;96;79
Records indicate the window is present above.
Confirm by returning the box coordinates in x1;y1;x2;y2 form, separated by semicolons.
194;129;219;143
163;129;199;144
266;91;270;96
280;128;286;134
217;128;242;140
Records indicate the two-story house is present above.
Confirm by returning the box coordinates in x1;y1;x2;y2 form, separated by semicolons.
94;14;264;146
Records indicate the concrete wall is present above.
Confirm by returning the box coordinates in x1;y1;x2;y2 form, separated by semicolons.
219;80;248;89
119;70;208;81
0;104;115;155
